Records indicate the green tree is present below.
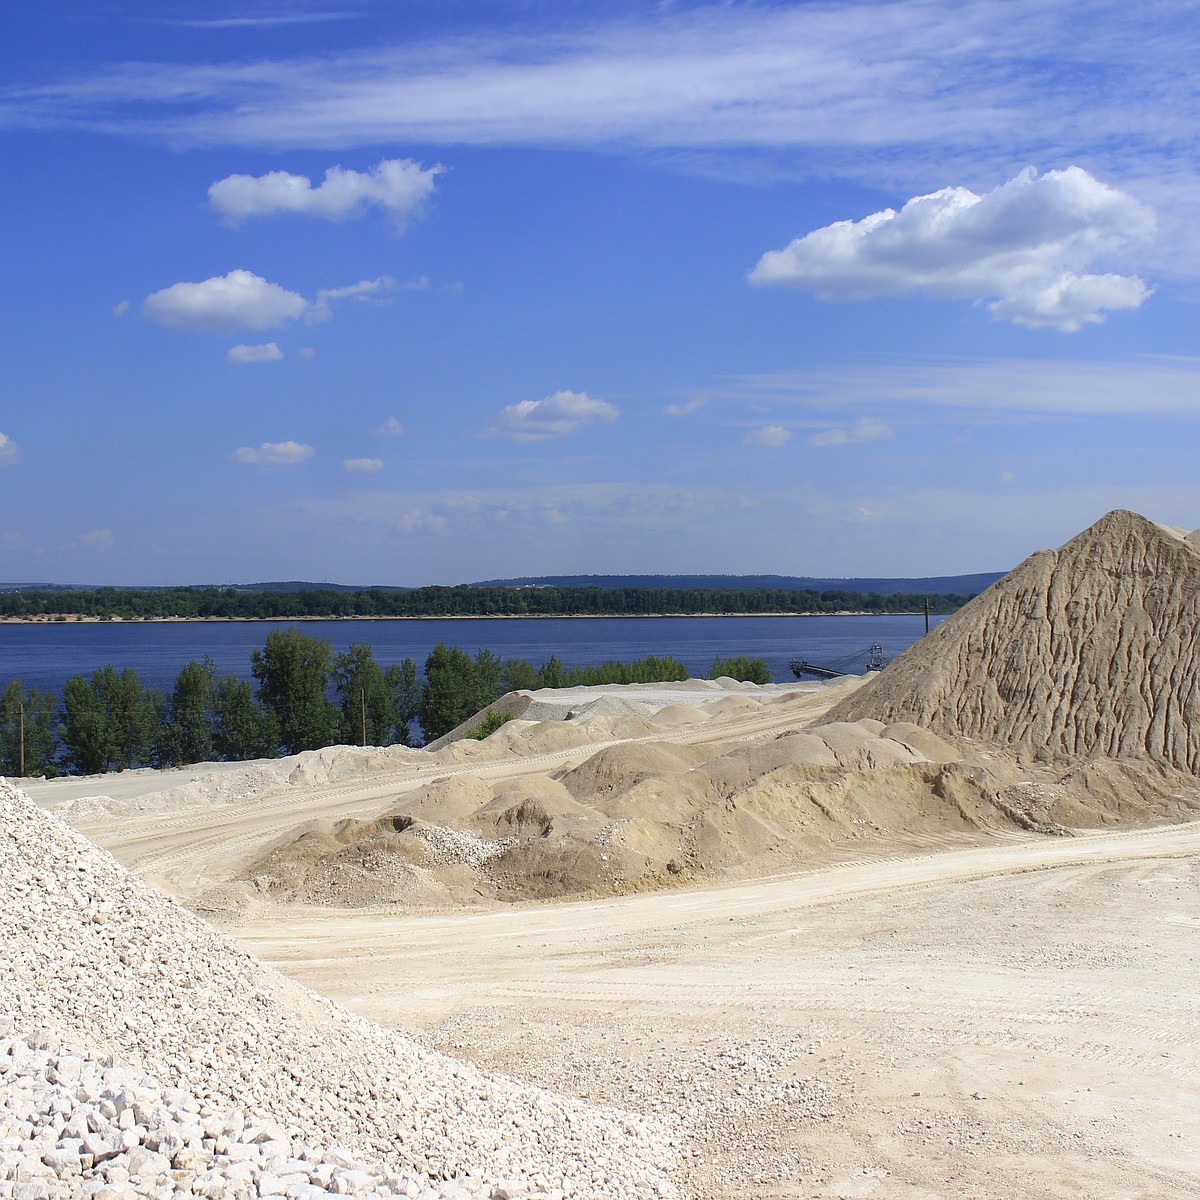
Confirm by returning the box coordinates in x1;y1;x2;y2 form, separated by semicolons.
501;657;540;692
469;648;504;713
418;643;478;743
162;657;218;765
0;679;59;777
537;655;566;689
332;643;394;747
212;674;280;761
709;655;772;685
251;628;339;754
384;658;421;746
59;665;160;774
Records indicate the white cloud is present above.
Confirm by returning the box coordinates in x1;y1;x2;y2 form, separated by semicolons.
209;159;442;230
488;390;618;441
665;395;709;418
297;346;317;360
734;356;1200;419
371;417;404;437
808;418;895;448
142;270;398;333
227;342;283;363
344;457;384;474
309;276;395;321
229;441;314;467
0;433;18;466
1;532;25;550
143;270;308;332
112;300;130;317
76;529;114;550
750;167;1155;331
744;425;792;447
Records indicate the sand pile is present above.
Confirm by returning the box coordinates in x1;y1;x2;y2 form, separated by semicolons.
0;781;678;1198
830;510;1200;773
243;720;1042;906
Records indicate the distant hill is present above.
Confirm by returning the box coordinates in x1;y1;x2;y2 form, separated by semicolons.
468;572;1004;596
0;573;1003;597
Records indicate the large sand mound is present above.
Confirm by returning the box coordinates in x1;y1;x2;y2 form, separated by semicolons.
831;509;1200;772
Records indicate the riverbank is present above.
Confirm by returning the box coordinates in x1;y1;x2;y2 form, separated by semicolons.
1;610;924;623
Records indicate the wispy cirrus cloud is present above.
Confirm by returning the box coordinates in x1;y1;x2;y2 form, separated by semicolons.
729;356;1200;419
751;168;1155;330
2;3;1193;170
157;13;355;30
209;158;442;230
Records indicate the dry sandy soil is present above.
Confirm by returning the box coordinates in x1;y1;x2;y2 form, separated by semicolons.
22;676;1200;1199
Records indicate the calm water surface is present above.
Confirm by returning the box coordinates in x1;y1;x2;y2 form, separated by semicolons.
0;614;944;695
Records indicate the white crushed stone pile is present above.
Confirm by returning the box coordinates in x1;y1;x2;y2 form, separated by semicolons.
0;781;679;1200
830;509;1200;771
1;1027;482;1200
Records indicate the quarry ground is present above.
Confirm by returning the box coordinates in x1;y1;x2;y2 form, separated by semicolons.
22;678;1200;1200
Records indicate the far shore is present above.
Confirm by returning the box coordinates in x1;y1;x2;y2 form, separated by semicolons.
0;610;934;625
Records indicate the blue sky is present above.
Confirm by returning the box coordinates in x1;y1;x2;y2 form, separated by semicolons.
2;0;1199;585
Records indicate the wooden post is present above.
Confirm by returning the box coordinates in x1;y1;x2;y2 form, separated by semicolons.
18;701;24;776
360;688;367;747
924;597;930;635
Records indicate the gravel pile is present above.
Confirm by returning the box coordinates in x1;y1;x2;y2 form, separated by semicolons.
0;781;679;1200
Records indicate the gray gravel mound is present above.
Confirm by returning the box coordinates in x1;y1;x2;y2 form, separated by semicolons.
0;781;678;1199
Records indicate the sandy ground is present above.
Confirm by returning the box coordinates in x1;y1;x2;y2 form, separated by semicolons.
23;678;1200;1199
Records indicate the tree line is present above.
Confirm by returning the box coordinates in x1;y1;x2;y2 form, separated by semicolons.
0;629;769;777
0;584;971;620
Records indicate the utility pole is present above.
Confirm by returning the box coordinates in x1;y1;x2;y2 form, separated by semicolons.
924;597;930;635
360;688;367;747
18;701;24;777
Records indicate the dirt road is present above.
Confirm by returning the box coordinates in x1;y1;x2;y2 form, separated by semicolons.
233;822;1200;1199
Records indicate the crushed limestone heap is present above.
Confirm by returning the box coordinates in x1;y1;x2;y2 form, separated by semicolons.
0;781;677;1199
830;510;1200;772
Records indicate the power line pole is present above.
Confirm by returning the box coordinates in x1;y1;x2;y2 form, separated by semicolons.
18;701;24;776
360;687;367;747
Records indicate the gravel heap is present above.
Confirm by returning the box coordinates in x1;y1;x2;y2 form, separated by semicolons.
0;781;678;1200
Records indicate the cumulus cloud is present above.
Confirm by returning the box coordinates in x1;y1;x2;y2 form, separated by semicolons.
344;457;384;474
488;390;618;441
1;532;25;550
144;270;308;332
227;342;283;363
750;167;1155;331
142;270;398;333
76;529;115;550
209;159;442;230
0;433;18;466
371;417;404;437
744;425;792;447
808;418;895;448
229;441;314;467
112;300;130;317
